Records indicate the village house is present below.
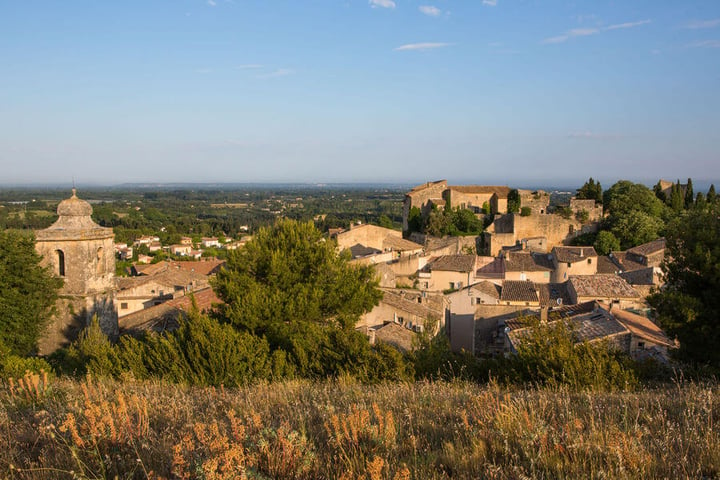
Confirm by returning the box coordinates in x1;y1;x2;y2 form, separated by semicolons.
169;244;193;256
551;246;598;282
360;290;439;333
116;268;210;317
137;254;153;264
180;236;193;246
418;254;477;292
335;224;423;262
566;274;641;309
503;251;554;283
201;237;221;248
134;235;160;247
499;280;541;307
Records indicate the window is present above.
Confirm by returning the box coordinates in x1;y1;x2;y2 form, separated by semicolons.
120;302;128;310
638;341;645;348
587;258;592;265
56;250;65;277
96;247;104;275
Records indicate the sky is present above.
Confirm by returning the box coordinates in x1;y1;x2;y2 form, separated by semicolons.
1;0;719;188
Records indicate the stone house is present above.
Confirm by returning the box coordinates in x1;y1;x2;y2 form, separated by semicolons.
503;251;554;283
34;189;118;354
499;280;541;307
551;246;598;282
201;237;221;248
359;290;439;333
418;254;477;292
116;269;209;317
444;185;511;216
567;274;641;309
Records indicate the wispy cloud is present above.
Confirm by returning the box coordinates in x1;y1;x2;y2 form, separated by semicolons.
394;42;453;51
257;68;295;79
681;18;720;30
482;0;497;6
687;40;720;48
369;0;395;8
605;19;652;31
207;0;216;6
419;6;441;17
237;64;264;69
543;19;651;44
194;68;213;74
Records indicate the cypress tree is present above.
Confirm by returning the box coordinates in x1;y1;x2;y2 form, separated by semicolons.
684;178;694;209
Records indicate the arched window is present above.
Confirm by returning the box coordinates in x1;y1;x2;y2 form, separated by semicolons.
56;250;65;277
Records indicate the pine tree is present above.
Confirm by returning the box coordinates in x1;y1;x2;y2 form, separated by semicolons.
708;184;717;204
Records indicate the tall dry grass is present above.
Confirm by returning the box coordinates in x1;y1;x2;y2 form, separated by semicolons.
0;372;718;479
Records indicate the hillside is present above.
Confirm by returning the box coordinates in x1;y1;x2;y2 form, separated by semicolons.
2;375;718;479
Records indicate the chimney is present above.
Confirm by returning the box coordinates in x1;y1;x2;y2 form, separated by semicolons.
540;306;549;323
580;248;584;258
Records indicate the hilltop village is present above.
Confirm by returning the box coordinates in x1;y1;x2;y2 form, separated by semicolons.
29;179;680;363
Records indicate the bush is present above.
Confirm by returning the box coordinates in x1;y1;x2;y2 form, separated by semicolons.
520;207;532;217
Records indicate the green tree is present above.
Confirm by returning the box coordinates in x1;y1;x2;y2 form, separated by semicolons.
684;178;694;209
609;210;664;249
0;230;63;356
212;219;383;378
603;180;665;218
520;206;532;217
593;230;621;255
670;181;684;213
507;189;521;213
708;184;717;204
406;206;423;234
649;201;720;367
577;177;603;204
603;181;666;249
653;180;667;203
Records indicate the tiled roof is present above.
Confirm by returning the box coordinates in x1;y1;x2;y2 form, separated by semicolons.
381;292;435;319
471;281;501;299
608;252;646;272
504;251;554;272
372;323;417;352
536;282;570;307
552;246;598;264
348;244;382;258
500;280;539;303
597;256;622;274
627;238;666;257
409;180;446;194
172;259;226;276
569;274;639;299
449;185;511;197
430;254;476;272
609;307;676;348
382;236;423;252
119;287;221;333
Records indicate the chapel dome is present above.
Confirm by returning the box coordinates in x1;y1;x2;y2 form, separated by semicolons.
57;189;93;217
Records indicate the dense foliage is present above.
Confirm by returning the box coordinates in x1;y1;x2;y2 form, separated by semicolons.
0;230;63;356
576;177;603;204
650;198;720;368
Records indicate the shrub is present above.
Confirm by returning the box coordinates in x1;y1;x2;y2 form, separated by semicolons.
520;206;532;217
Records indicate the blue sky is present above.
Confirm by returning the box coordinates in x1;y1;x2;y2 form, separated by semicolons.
1;0;719;188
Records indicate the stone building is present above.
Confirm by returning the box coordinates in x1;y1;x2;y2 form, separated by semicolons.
35;189;118;354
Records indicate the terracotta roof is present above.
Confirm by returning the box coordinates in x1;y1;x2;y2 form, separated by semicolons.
500;280;539;303
608;252;646;272
381;292;435;319
536;283;570;307
171;259;225;276
608;307;676;348
449;185;511;197
504;251;554;272
348;244;382;258
569;274;639;299
119;287;221;333
552;246;598;264
597;256;622;274
372;322;417;352
503;301;599;331
409;180;447;194
627;238;666;257
429;254;476;272
471;281;501;299
382;236;423;252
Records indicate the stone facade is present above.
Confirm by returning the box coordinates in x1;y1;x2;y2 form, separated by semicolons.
35;190;118;354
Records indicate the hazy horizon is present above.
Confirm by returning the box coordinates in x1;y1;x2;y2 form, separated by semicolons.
1;1;719;184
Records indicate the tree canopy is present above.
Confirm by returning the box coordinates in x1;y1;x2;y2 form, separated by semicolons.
649;200;720;367
602;181;666;249
212;219;389;378
0;230;63;356
577;177;603;204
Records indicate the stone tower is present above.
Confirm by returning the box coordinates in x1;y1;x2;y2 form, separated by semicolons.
35;189;119;354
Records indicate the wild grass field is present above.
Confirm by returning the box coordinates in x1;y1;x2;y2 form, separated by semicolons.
2;372;719;479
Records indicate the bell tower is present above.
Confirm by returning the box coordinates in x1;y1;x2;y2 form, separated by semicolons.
35;189;118;354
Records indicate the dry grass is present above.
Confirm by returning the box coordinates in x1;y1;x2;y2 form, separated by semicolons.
1;373;719;479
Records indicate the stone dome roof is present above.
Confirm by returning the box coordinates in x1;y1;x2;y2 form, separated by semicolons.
57;189;93;217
